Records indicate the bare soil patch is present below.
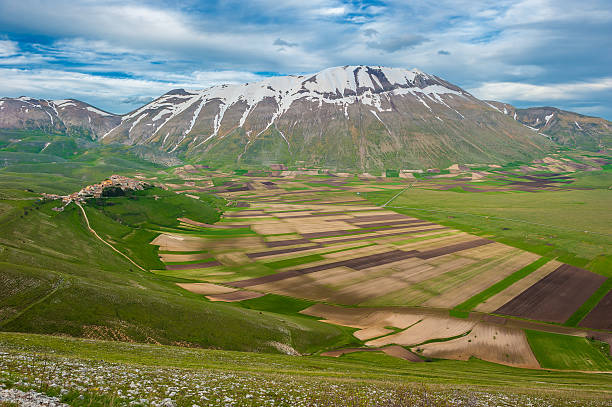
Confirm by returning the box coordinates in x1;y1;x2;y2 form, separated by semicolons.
416;239;493;259
151;234;209;252
354;327;394;340
367;316;475;347
416;322;540;369
475;260;562;313
495;264;607;323
580;289;612;331
300;303;423;330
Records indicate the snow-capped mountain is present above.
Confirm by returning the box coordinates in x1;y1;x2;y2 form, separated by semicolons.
7;65;610;169
101;65;552;169
486;101;611;151
0;97;120;139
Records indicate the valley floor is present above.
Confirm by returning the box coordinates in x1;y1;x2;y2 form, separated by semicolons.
1;148;611;406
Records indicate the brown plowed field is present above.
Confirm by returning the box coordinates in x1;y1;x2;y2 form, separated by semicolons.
246;244;323;259
367;316;475;347
265;238;312;247
300;303;423;330
579;289;612;331
230;249;419;287
475;259;562;313
495;264;607;323
416;238;493;259
416;323;540;369
354;327;394;340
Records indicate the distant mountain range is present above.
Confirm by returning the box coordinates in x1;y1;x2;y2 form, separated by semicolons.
1;65;610;170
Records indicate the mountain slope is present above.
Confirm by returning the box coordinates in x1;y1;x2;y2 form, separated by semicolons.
6;66;612;170
102;66;552;170
486;101;611;151
0;97;120;139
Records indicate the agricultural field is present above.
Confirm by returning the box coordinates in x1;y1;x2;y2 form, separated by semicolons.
135;153;612;375
0;147;611;404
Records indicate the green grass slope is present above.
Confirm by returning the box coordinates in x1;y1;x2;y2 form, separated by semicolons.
525;330;612;371
0;332;610;406
0;189;356;354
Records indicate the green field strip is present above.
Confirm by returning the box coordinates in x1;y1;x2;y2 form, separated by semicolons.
564;277;612;327
452;257;551;314
150;227;255;238
163;257;218;265
412;329;473;348
158;250;209;254
218;216;277;222
525;330;612;371
262;254;326;270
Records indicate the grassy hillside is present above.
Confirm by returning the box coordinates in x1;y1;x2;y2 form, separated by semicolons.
1;332;610;406
0;179;356;354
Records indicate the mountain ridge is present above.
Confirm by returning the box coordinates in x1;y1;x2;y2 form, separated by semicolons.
1;65;609;169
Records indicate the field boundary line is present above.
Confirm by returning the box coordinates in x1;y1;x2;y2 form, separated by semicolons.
381;183;414;207
75;202;148;272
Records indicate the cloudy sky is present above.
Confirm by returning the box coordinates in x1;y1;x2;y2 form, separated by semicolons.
0;0;610;118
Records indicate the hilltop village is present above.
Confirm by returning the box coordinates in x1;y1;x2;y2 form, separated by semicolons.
42;175;149;206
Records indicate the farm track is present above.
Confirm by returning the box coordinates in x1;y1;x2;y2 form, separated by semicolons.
75;202;147;272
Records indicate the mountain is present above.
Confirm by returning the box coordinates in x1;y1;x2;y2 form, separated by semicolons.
486;101;611;151
101;66;552;170
0;97;120;139
3;66;610;170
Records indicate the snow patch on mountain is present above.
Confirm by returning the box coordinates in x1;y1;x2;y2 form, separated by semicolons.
118;65;470;144
545;113;554;125
86;106;112;116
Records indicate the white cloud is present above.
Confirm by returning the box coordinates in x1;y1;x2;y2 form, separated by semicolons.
469;77;612;101
0;68;267;113
0;40;18;57
0;0;610;118
315;7;346;16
